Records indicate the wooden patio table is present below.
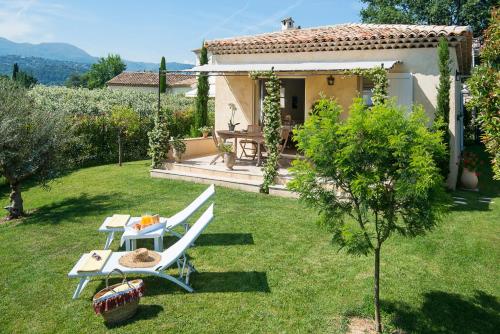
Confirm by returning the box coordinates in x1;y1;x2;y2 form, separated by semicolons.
217;130;265;166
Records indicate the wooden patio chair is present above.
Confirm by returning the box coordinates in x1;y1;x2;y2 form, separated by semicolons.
277;127;291;168
239;124;262;160
210;128;231;165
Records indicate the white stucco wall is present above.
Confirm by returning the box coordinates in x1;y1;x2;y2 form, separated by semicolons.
107;85;158;93
108;85;191;95
212;47;462;188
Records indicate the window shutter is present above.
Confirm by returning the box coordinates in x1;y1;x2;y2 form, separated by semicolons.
388;73;413;111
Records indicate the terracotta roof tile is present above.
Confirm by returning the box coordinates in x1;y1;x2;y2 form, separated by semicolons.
205;23;473;73
107;72;196;87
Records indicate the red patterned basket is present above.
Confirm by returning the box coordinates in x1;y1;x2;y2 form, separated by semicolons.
92;269;144;324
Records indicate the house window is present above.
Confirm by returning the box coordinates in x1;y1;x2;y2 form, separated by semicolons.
280;87;285;108
362;77;374;106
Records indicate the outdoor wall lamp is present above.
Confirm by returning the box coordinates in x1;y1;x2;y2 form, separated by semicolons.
327;75;335;86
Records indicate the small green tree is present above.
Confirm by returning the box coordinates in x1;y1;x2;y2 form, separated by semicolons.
109;105;140;166
0;78;69;219
467;8;500;179
12;63;19;80
160;56;167;94
148;107;172;168
194;42;209;136
65;73;88;88
289;98;449;333
435;37;451;177
87;54;126;89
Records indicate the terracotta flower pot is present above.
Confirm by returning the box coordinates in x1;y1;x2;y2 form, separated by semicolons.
224;152;236;170
461;168;478;189
202;132;209;138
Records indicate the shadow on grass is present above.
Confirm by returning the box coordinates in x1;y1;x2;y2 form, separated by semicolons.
104;304;164;329
21;192;129;225
164;233;255;247
98;271;270;297
382;290;500;333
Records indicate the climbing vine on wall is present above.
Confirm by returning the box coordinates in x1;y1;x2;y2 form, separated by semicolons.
347;67;388;106
250;69;282;193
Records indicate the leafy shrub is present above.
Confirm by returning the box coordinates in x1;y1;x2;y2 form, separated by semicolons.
29;86;214;167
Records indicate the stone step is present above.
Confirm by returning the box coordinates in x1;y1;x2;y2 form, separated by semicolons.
151;169;297;198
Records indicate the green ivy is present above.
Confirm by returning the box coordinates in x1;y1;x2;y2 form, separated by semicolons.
148;108;172;168
348;67;388;105
250;70;282;193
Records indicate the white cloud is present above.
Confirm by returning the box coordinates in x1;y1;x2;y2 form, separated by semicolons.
241;0;305;34
0;0;68;42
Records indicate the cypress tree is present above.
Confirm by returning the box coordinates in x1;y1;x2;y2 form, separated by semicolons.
159;56;167;93
195;42;209;134
12;63;19;80
436;37;451;177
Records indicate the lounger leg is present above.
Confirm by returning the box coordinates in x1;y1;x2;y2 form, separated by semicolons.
154;237;163;252
72;277;90;299
156;272;194;293
125;239;131;251
104;232;114;250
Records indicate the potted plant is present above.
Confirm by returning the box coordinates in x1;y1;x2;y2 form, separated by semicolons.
220;143;236;170
198;126;211;138
460;151;481;190
228;103;240;131
171;136;186;163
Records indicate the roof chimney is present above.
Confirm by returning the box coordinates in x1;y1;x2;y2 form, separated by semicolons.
281;17;295;31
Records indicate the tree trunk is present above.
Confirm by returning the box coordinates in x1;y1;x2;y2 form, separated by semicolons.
118;132;122;167
7;182;24;219
374;247;382;333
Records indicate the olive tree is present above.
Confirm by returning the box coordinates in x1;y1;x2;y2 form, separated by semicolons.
288;97;449;333
0;78;69;219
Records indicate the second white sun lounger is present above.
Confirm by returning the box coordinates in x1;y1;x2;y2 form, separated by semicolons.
99;184;215;250
68;204;214;299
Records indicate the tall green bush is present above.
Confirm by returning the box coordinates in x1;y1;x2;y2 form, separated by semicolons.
194;42;209;136
435;37;451;177
160;57;167;94
467;9;500;179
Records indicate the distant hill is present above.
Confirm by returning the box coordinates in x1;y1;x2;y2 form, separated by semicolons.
0;37;193;84
0;55;90;85
0;37;95;63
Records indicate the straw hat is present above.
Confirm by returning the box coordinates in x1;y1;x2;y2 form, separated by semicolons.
119;248;161;268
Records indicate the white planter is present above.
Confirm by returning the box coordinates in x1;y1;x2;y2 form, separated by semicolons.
461;168;478;189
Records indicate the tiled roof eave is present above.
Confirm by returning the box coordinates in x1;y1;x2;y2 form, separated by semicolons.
107;83;158;87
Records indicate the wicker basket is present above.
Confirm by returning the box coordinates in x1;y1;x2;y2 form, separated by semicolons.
92;269;144;325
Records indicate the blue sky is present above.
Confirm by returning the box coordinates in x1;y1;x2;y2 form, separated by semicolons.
0;0;364;63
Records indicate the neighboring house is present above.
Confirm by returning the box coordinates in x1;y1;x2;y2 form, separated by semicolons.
189;18;473;189
106;71;196;95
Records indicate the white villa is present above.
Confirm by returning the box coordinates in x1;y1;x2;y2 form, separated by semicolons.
153;18;473;193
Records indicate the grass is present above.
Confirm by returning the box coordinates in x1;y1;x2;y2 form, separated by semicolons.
0;147;499;333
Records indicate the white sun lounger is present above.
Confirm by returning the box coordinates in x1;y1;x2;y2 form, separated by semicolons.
99;184;215;250
68;204;214;299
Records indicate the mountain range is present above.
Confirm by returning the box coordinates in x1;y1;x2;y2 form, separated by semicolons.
0;37;193;85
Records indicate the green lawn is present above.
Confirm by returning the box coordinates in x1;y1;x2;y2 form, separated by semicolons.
0;150;499;333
